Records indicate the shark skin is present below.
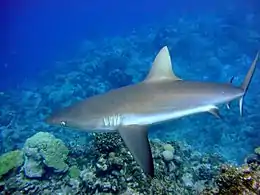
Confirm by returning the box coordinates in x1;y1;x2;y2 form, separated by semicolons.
46;46;259;177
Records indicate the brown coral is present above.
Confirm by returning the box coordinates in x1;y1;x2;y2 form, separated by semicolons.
201;163;260;195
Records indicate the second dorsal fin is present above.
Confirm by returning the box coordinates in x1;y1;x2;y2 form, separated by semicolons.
144;46;181;83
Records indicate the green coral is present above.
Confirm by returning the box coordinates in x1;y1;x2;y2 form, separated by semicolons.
68;165;81;179
254;147;260;155
0;150;24;179
24;132;69;172
163;144;175;152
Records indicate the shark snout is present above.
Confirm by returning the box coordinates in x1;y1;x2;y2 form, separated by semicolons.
45;114;63;126
45;115;55;125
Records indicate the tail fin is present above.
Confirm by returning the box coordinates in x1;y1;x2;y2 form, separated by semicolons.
239;51;260;116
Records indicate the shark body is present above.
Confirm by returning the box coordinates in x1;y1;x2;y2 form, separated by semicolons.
46;46;259;177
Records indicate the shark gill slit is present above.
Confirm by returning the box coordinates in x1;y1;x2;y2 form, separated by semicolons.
103;114;122;127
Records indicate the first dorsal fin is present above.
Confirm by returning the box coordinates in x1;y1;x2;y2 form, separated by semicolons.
144;46;181;82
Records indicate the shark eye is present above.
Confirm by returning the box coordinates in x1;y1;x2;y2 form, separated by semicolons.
60;121;67;126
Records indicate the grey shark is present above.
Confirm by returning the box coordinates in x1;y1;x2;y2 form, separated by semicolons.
46;46;259;177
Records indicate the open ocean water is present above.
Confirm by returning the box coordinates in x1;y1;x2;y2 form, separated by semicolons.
1;0;260;194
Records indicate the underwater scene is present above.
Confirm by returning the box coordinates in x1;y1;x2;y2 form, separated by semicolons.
1;0;260;194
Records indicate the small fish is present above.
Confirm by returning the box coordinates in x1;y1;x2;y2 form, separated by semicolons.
46;46;259;177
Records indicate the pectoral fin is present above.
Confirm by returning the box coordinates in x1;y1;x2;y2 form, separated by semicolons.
118;125;154;177
208;107;222;119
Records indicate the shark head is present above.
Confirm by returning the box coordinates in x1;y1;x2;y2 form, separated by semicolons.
46;104;110;131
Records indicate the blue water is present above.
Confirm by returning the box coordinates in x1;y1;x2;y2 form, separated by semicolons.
1;0;260;164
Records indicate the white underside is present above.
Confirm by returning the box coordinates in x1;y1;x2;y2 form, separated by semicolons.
122;104;217;126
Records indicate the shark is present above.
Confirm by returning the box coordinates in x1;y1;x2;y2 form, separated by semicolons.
46;46;259;177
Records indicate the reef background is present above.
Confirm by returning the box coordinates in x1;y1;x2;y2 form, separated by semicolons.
1;0;260;194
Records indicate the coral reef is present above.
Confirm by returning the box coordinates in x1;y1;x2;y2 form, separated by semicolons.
23;132;69;178
92;132;123;153
0;150;24;179
0;132;259;195
0;131;225;195
201;163;260;194
254;147;260;156
68;165;80;179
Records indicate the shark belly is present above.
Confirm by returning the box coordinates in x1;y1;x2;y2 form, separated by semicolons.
122;104;217;126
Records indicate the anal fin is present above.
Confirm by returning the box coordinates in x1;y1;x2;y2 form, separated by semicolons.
118;125;154;177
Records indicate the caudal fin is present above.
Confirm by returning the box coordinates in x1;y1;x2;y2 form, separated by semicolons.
239;51;260;116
